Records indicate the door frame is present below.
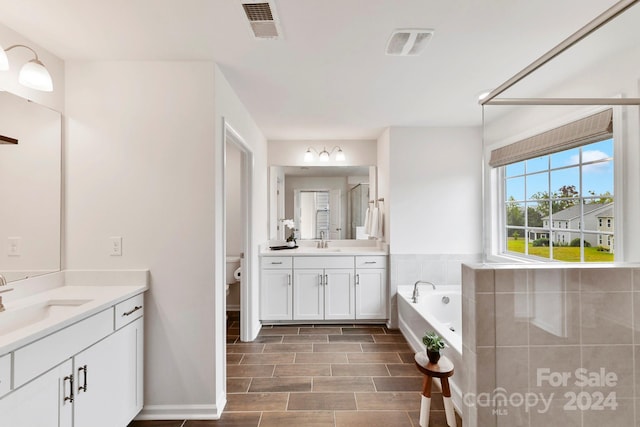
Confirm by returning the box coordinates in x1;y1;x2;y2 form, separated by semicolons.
222;119;254;342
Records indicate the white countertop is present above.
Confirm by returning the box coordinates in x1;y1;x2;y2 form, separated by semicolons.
261;246;388;256
0;271;148;355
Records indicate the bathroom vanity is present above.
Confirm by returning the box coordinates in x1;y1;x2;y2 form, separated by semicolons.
260;244;388;323
0;270;148;427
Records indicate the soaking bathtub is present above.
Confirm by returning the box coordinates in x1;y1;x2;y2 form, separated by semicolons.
397;285;464;413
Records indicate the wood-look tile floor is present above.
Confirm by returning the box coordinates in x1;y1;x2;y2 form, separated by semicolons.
128;313;462;427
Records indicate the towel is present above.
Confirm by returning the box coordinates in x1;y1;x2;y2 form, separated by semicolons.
369;207;379;239
376;209;384;240
363;207;371;235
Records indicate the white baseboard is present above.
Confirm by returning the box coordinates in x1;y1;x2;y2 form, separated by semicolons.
136;395;227;420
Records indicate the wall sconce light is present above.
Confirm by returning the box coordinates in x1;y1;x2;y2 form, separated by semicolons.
304;146;346;162
0;43;54;92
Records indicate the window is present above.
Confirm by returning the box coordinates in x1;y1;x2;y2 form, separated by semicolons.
504;138;614;262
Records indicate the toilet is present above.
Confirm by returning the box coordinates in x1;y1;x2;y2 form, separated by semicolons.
225;256;241;311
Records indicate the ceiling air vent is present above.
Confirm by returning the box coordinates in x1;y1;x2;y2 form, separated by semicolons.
385;29;434;56
241;1;282;40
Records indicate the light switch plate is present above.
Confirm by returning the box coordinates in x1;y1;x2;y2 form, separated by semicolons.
7;237;21;256
110;236;122;256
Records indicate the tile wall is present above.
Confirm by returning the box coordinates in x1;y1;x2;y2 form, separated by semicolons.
462;263;640;427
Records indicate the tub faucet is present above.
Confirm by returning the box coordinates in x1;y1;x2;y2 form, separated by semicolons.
412;280;436;303
0;274;14;312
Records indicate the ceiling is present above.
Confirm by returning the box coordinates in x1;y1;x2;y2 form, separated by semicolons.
0;0;620;140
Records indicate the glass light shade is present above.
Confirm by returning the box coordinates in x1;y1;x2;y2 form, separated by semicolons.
335;148;346;161
319;150;330;162
304;149;314;162
18;59;53;92
0;46;8;71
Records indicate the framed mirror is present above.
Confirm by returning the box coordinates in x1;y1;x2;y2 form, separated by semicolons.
269;165;375;240
0;91;62;282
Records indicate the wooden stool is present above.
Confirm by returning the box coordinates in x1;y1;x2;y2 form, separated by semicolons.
414;353;456;427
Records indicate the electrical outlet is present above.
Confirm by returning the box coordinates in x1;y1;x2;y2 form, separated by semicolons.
7;237;21;256
110;236;122;256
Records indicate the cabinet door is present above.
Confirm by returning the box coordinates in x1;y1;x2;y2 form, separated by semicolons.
293;269;324;320
261;269;293;320
74;318;142;427
324;269;355;320
356;269;387;319
0;359;72;427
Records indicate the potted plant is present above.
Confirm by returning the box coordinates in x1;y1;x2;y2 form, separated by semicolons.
281;219;297;247
422;331;445;364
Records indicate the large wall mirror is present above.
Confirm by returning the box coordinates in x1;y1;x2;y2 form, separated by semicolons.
0;91;62;282
269;165;375;240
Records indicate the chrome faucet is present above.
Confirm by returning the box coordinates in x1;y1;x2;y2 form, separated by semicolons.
0;274;14;312
317;231;327;248
412;280;436;303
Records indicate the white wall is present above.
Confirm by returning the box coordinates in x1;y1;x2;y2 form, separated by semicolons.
388;127;483;255
213;63;268;368
0;22;64;112
225;142;242;258
268;139;376;166
65;60;217;416
65;61;267;419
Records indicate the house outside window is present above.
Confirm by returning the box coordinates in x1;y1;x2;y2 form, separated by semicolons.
503;138;614;262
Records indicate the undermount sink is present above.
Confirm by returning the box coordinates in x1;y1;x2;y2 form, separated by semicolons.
306;247;342;252
0;299;92;336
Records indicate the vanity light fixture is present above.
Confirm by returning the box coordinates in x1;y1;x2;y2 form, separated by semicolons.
0;43;54;92
304;146;346;162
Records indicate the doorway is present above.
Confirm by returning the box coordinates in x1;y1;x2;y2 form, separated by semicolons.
223;121;254;343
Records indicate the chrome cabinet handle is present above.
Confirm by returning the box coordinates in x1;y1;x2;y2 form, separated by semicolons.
287;274;291;286
319;274;323;286
78;365;88;393
64;374;74;403
324;274;328;287
271;261;283;265
356;274;360;285
122;305;143;317
364;261;377;264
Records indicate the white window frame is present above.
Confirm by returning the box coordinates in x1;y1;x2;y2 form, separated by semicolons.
486;105;624;263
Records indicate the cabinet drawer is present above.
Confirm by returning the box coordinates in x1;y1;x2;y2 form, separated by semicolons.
262;257;292;269
0;353;10;397
13;308;113;388
294;256;354;269
355;256;387;269
115;293;145;330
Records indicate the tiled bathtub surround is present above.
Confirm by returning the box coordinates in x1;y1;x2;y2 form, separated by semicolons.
462;263;640;427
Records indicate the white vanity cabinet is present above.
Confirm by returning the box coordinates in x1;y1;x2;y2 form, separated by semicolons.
260;257;293;321
355;256;388;319
293;257;355;321
260;252;387;323
0;360;73;427
0;292;145;427
74;317;143;427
